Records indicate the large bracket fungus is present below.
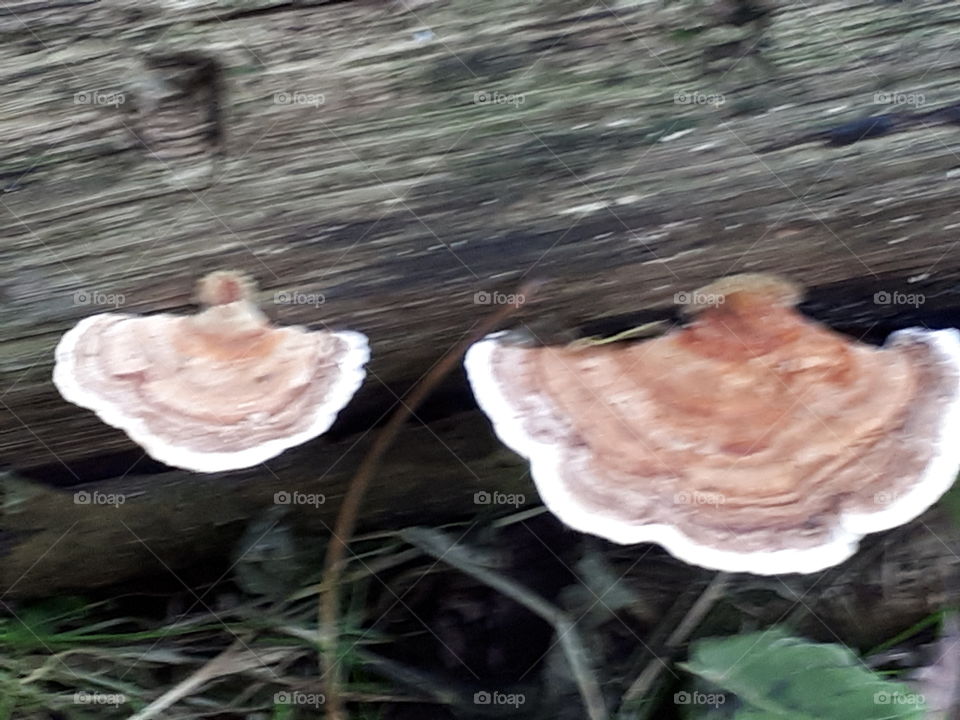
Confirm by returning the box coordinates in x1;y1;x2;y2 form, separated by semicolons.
465;274;960;575
54;271;369;473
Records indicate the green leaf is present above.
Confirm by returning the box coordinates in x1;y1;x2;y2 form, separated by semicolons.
17;595;89;632
935;477;960;529
679;628;925;720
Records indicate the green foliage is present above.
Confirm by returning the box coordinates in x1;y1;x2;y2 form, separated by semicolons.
0;596;89;652
678;628;925;720
0;595;223;653
270;701;295;720
936;477;960;529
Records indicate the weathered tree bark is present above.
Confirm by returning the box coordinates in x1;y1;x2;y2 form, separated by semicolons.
0;413;531;598
2;0;960;595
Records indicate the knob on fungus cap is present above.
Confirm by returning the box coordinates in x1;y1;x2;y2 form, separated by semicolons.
53;271;370;473
464;274;960;575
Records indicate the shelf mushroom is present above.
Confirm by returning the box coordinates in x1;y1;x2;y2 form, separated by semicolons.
53;271;369;473
464;274;960;574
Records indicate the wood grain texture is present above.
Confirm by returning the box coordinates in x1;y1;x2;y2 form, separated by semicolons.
2;0;960;592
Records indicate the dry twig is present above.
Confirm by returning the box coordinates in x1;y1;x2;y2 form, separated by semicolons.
319;281;541;719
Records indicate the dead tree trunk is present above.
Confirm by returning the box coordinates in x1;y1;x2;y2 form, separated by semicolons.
2;0;960;596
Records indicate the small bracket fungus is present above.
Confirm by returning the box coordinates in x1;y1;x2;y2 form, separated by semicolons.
464;274;960;575
53;271;369;472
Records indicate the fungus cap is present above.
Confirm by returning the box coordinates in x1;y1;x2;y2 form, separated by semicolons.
53;272;369;472
464;274;960;574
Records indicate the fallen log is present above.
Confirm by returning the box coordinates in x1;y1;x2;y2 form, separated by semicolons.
2;0;960;594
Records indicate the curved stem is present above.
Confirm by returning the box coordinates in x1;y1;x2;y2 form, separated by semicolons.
319;281;541;719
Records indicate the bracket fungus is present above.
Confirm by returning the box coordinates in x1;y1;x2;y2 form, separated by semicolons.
53;271;369;473
464;274;960;575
